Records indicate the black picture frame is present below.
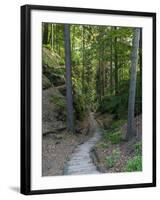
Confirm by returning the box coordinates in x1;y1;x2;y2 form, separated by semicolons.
21;4;156;195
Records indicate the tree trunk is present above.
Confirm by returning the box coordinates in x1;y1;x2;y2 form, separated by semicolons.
72;26;75;52
82;26;85;94
110;38;113;94
64;24;74;133
126;28;140;140
139;28;142;80
55;25;58;52
51;24;54;50
114;27;118;95
43;23;49;45
102;45;105;96
98;45;102;103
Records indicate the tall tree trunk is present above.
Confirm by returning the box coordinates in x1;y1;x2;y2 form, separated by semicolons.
51;24;54;50
114;27;118;95
110;38;113;94
55;25;58;52
102;45;105;96
64;24;74;133
98;27;104;103
82;26;85;94
58;28;61;55
139;28;142;80
126;28;140;140
98;44;102;103
72;26;75;52
43;23;49;45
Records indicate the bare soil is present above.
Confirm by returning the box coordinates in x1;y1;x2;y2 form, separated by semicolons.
42;115;94;176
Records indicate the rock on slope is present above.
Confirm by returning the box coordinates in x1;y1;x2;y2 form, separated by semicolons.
42;46;67;135
42;85;66;134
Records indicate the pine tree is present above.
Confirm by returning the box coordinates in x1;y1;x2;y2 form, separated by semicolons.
64;24;74;133
126;28;140;140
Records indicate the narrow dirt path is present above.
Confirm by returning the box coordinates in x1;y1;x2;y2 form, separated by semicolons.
64;112;101;175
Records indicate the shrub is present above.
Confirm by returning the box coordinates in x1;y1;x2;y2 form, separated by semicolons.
105;130;122;144
134;141;142;155
98;95;120;114
111;119;126;129
105;148;120;168
98;90;129;117
124;155;142;172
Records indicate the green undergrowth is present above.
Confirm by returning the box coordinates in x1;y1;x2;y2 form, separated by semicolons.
111;119;126;130
96;119;126;150
123;141;142;172
96;118;142;171
124;155;142;172
104;130;123;144
134;141;142;155
102;119;126;145
105;148;120;168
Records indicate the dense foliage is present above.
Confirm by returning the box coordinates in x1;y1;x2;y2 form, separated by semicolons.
42;23;142;121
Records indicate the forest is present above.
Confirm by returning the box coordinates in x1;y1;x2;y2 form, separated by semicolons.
42;22;142;176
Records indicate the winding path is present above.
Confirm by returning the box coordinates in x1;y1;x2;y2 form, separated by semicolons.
64;112;101;175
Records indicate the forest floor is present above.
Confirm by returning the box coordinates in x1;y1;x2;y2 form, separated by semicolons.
42;113;142;176
92;114;142;173
42;67;142;176
42;114;96;176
